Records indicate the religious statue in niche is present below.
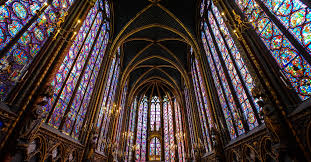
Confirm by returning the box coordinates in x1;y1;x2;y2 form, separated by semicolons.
251;86;294;161
6;85;54;161
84;130;98;162
211;127;223;161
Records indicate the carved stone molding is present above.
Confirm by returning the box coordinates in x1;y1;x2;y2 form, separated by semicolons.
201;152;216;161
32;124;85;162
94;151;108;162
223;126;271;162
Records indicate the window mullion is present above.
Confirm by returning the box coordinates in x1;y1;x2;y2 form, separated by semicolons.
46;11;99;123
0;2;49;55
254;0;311;63
192;65;210;151
95;58;117;150
205;17;250;132
202;29;240;137
69;30;107;136
59;18;104;130
210;9;261;125
193;62;213;151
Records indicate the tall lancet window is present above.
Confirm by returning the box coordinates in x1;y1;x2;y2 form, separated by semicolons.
163;96;175;161
125;94;186;161
136;96;148;161
96;49;121;153
191;56;212;151
184;87;195;148
174;98;186;161
42;0;110;139
200;0;261;139
234;0;311;100
116;83;128;146
125;97;137;162
149;137;161;161
0;0;75;100
150;96;161;131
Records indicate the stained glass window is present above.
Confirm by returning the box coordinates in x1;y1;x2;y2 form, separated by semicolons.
96;57;116;141
115;83;128;148
150;96;161;131
125;97;137;162
184;87;195;148
191;57;212;151
96;52;121;152
234;0;311;100
192;61;211;152
125;94;186;161
261;0;311;53
39;0;110;140
200;0;262;139
208;9;258;129
0;0;75;100
136;96;148;161
163;96;175;161
202;29;241;139
149;137;161;161
174;98;186;162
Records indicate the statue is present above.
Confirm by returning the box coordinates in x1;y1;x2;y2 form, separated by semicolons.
112;147;118;162
84;129;98;162
17;86;53;140
251;86;292;161
211;127;223;162
9;85;54;161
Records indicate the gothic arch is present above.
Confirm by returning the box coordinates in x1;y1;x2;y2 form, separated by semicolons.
242;144;261;162
259;136;277;162
229;150;241;162
26;135;47;162
44;143;65;162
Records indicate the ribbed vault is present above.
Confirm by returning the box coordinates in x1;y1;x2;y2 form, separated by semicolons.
110;0;202;107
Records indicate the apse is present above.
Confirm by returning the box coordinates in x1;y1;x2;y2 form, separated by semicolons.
123;83;186;161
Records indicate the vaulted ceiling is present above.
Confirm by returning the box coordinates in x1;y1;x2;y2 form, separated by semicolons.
110;0;200;101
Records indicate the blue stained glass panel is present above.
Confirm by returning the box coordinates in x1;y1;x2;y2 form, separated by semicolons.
48;10;102;128
208;9;258;129
0;0;74;101
235;0;311;100
202;28;243;138
261;0;311;53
